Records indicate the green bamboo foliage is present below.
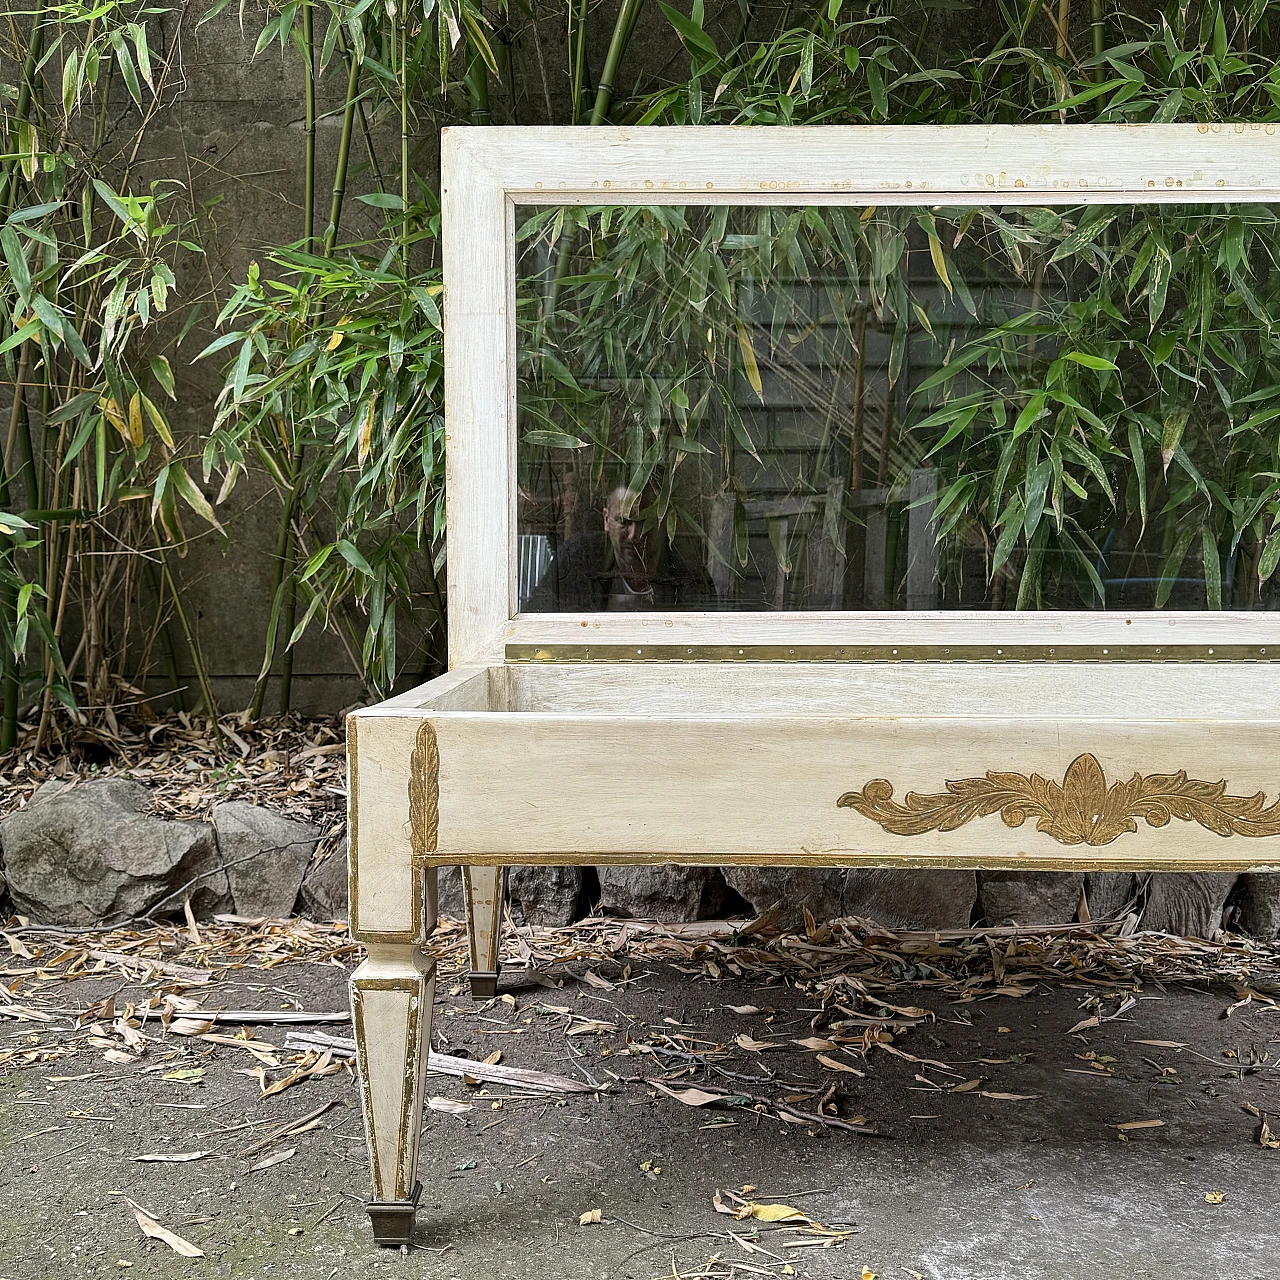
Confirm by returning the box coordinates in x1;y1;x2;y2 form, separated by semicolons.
0;0;219;749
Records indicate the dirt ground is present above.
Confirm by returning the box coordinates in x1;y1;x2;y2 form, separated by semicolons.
1;920;1278;1280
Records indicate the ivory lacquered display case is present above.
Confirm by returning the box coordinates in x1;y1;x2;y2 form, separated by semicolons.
347;123;1280;1245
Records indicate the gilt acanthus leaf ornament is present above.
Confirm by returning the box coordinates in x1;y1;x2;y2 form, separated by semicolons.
408;720;439;865
837;753;1280;847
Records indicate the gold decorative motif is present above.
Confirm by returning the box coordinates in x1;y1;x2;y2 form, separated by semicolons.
408;720;439;866
837;753;1280;847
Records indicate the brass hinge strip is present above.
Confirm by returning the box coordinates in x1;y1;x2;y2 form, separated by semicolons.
506;642;1278;664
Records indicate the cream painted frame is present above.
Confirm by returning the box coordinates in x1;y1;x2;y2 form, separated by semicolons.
442;121;1280;667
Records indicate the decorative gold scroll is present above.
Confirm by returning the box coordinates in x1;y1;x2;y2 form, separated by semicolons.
408;720;439;865
837;753;1280;847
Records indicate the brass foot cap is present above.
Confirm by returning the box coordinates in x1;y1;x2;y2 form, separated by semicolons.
469;970;500;1000
367;1182;421;1248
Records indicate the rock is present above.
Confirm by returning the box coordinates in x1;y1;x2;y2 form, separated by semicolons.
2;778;227;925
436;867;465;921
1233;873;1280;938
212;801;318;919
1084;872;1136;922
1141;873;1237;938
300;838;348;921
977;871;1084;926
721;867;844;929
509;865;583;927
596;865;723;921
844;869;976;930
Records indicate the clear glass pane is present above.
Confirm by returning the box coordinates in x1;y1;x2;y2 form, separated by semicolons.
515;203;1280;613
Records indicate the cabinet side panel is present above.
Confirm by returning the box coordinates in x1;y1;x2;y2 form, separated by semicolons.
432;714;1280;871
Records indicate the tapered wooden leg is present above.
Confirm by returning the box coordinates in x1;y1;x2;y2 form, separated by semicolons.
350;941;435;1247
462;865;507;1000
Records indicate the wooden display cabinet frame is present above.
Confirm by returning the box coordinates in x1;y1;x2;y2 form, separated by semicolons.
347;123;1280;1246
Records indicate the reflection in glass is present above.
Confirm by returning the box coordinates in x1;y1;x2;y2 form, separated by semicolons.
515;203;1280;613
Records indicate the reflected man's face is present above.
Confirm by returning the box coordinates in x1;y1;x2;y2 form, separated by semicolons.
603;489;646;574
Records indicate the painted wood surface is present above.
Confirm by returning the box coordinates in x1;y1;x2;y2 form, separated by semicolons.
349;662;1280;877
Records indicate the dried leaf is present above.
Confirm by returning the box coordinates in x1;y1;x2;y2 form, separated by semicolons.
950;1079;982;1093
103;1049;137;1066
1131;1040;1188;1049
792;1037;839;1052
1067;1017;1100;1035
1116;1118;1164;1131
750;1203;806;1222
1205;1191;1224;1204
248;1146;296;1172
816;1053;865;1076
1260;1118;1279;1149
578;1208;602;1225
978;1092;1039;1101
135;1151;212;1163
429;1096;473;1114
725;1005;762;1016
655;1084;722;1108
735;1034;782;1052
168;1018;215;1037
126;1199;204;1258
162;1067;204;1083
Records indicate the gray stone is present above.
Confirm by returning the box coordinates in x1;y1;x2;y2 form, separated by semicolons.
596;865;723;921
213;800;318;919
509;865;583;927
844;869;976;930
1084;872;1137;922
300;838;348;921
721;867;844;929
2;778;227;924
977;871;1084;927
1233;873;1280;939
437;867;465;921
1141;873;1237;938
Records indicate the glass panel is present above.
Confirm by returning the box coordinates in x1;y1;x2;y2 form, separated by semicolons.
515;203;1280;613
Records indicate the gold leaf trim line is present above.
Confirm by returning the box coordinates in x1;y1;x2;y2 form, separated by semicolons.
837;753;1280;847
409;720;439;866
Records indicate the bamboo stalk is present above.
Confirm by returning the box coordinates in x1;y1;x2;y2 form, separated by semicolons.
302;0;316;252
155;537;223;747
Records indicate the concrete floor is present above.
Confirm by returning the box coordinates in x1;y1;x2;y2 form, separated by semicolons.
0;950;1276;1279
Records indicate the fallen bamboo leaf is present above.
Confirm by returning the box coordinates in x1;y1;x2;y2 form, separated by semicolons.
978;1092;1039;1101
566;1018;617;1037
162;1068;204;1083
1260;1118;1279;1149
168;1018;215;1037
649;1080;723;1108
1116;1118;1164;1131
248;1146;296;1172
102;1050;137;1066
816;1053;865;1076
725;1005;762;1016
1067;1017;1101;1035
126;1199;204;1257
735;1034;782;1052
1205;1191;1224;1204
751;1203;806;1223
792;1037;839;1052
136;1151;212;1163
578;1208;601;1225
1131;1040;1188;1049
260;1049;332;1099
429;1097;473;1114
950;1079;982;1093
